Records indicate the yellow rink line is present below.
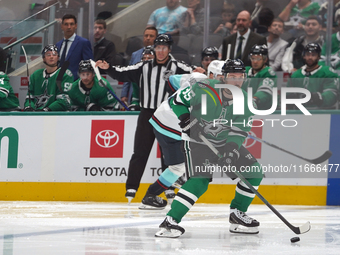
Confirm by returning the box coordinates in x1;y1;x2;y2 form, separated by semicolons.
0;182;326;205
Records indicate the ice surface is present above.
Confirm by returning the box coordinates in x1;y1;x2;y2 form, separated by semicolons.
0;201;339;255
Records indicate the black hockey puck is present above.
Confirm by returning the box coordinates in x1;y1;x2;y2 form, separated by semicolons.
290;237;300;243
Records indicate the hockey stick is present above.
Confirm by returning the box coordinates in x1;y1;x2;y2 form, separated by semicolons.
247;135;332;164
198;133;311;235
89;59;130;111
21;45;32;106
221;124;331;164
56;60;69;93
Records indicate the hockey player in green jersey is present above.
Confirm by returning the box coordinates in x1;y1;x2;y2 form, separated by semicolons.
24;44;73;111
67;60;118;111
0;72;20;111
242;44;277;110
155;59;264;238
288;43;339;109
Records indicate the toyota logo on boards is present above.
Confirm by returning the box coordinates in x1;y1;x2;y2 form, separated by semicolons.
96;130;119;148
90;120;124;158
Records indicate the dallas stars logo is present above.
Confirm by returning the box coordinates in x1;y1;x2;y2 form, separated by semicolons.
201;118;229;137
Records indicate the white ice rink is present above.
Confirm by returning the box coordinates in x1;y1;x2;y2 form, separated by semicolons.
0;201;339;255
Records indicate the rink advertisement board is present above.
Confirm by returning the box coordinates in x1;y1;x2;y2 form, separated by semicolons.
0;112;338;205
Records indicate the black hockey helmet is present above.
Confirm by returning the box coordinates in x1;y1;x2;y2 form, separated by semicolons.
78;60;94;73
41;44;59;58
302;42;321;56
222;59;246;75
249;44;268;56
154;34;173;48
201;46;219;60
142;45;155;56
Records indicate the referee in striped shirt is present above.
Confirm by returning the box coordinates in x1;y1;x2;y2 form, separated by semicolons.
97;34;204;203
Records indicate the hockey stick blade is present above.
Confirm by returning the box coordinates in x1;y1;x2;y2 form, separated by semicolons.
199;133;311;235
248;135;332;164
56;61;69;92
89;59;130;111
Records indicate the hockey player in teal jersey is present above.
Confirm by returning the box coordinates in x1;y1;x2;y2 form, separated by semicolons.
67;60;118;111
242;44;277;110
288;43;339;109
0;72;20;111
24;44;73;111
155;59;264;238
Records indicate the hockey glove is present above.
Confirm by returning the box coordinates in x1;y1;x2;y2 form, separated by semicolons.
128;104;140;111
310;92;323;107
86;103;102;111
23;106;35;112
179;113;203;142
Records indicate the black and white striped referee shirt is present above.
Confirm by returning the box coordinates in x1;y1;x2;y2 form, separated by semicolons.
106;54;193;109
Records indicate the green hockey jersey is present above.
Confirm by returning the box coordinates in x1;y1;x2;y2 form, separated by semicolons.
319;32;340;70
288;65;339;108
170;79;253;149
0;72;20;111
24;68;73;111
243;66;277;110
67;77;118;111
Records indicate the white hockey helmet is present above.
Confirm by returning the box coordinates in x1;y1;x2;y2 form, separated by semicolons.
207;60;225;78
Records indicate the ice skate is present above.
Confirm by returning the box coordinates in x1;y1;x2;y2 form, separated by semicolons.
229;208;260;234
155;216;185;238
125;189;136;204
164;189;176;205
139;192;167;210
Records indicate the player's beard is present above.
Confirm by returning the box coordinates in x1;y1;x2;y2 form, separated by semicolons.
305;59;319;69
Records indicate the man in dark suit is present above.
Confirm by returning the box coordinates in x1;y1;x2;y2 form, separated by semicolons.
93;19;116;74
56;14;93;80
222;10;267;66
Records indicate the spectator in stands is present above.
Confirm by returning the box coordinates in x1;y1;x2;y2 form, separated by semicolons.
121;27;158;105
67;60;118;111
147;0;187;35
221;10;267;66
278;0;319;34
287;43;338;110
319;9;340;70
267;18;288;71
201;47;219;72
93;19;116;74
243;44;277;110
250;0;283;24
282;15;324;73
180;0;204;35
253;7;274;35
0;71;20;111
318;0;340;32
23;45;73;112
56;14;93;80
213;3;236;37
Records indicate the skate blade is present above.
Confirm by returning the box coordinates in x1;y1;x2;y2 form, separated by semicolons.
126;197;133;205
155;228;183;238
138;204;165;210
229;224;259;234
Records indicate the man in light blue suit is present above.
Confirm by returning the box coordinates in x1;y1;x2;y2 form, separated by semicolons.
120;27;158;104
56;14;93;80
